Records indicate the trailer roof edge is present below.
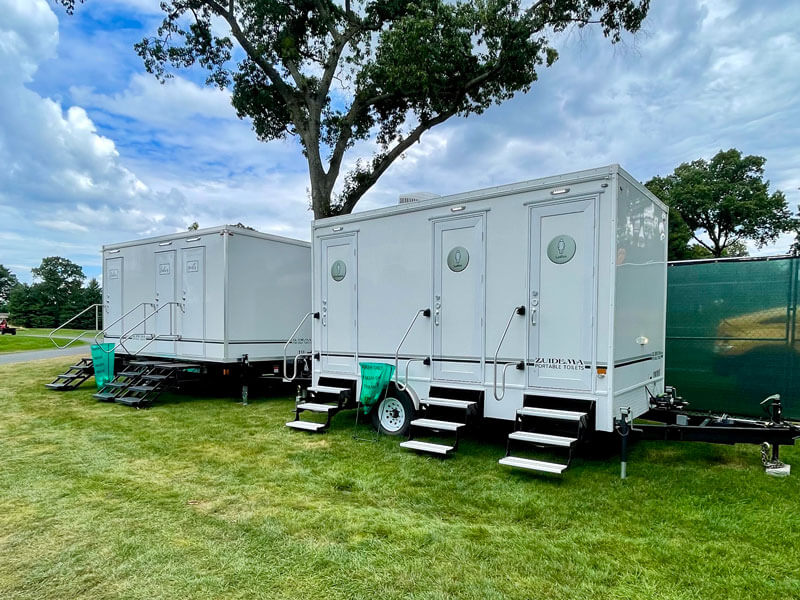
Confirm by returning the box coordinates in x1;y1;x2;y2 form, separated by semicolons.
101;224;310;251
312;164;659;228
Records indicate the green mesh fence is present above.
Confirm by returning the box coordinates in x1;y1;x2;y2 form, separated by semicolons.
666;257;799;420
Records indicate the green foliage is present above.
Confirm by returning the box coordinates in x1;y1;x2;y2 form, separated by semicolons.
187;221;200;231
59;0;649;218
647;149;795;259
7;257;99;329
0;264;19;310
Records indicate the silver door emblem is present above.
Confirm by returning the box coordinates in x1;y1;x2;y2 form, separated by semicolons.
331;259;347;281
447;246;469;272
547;235;576;264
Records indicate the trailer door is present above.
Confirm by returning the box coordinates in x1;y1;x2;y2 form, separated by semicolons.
180;246;206;357
433;215;485;383
154;250;177;354
320;234;358;374
104;257;123;337
528;199;595;391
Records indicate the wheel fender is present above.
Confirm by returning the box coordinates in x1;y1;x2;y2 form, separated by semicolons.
389;381;420;411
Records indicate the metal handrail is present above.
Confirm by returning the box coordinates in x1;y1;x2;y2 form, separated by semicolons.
48;303;102;349
493;305;525;401
93;302;154;353
284;312;315;381
394;307;431;392
117;301;184;355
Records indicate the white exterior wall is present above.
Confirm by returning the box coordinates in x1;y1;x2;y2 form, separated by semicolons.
608;171;668;428
102;226;311;363
312;165;667;431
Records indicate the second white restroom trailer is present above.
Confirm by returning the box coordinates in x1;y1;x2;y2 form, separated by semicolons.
290;165;667;475
98;225;311;405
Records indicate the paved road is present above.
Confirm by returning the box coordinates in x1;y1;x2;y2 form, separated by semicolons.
0;344;89;366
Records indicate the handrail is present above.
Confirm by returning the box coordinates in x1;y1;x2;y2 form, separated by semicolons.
94;302;153;349
116;301;184;355
394;307;431;392
48;303;102;349
493;305;525;401
284;312;315;381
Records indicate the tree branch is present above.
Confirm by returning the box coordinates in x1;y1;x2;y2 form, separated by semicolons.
339;110;457;214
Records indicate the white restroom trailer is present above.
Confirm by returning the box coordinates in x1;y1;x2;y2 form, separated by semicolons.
101;225;311;372
294;165;668;474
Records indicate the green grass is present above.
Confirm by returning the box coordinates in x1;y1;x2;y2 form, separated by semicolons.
15;328;99;338
1;358;798;599
0;335;74;354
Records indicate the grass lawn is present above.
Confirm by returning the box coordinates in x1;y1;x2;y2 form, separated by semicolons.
1;358;798;599
0;335;81;354
14;328;99;338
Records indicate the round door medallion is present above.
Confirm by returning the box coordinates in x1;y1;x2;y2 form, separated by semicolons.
547;235;577;264
447;246;470;272
330;259;347;281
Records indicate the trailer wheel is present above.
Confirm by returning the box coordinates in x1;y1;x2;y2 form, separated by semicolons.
371;391;414;436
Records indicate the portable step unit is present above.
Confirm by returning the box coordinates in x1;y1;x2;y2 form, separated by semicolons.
99;225;312;380
291;165;668;475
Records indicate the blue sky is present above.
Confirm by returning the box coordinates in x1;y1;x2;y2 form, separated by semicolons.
1;0;799;284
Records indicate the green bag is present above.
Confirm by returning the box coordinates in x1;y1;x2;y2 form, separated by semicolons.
90;343;116;389
358;362;395;414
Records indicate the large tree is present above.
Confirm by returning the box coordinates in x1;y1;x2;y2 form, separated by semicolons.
57;0;650;218
8;257;89;328
0;264;19;310
646;149;795;259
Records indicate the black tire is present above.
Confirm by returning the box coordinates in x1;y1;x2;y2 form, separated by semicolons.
370;389;415;436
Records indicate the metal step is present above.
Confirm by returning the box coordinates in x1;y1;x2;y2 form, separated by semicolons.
104;381;130;388
56;373;81;380
286;420;327;432
410;418;464;432
93;392;118;401
115;397;144;407
518;407;586;421
296;402;338;413
119;370;145;377
44;382;68;390
128;385;157;393
308;385;349;395
69;364;94;371
508;431;577;447
422;397;476;410
142;374;171;381
399;440;454;455
499;456;568;474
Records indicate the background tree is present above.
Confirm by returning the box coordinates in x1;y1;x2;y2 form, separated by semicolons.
8;257;91;328
57;0;650;218
0;264;19;312
646;149;795;260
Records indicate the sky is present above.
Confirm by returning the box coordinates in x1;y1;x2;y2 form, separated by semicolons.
1;0;799;284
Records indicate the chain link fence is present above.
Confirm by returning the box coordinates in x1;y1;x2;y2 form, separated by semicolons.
666;256;799;420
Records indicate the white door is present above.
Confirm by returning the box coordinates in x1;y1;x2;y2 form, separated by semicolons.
528;199;596;391
433;215;485;383
321;234;357;374
180;246;205;357
154;250;176;354
104;257;123;337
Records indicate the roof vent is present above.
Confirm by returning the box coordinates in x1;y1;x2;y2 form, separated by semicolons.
398;192;440;205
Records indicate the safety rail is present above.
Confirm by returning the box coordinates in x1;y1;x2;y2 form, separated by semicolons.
492;305;526;401
394;307;431;392
117;301;184;356
48;303;102;349
93;302;155;353
283;311;316;381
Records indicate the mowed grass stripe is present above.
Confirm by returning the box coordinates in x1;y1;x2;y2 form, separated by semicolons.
0;357;798;599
